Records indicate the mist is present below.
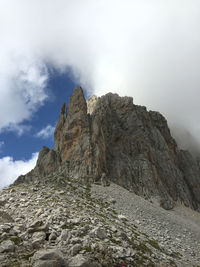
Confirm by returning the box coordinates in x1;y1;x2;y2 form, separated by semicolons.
1;0;200;152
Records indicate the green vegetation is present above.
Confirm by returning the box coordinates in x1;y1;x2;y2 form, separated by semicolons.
169;259;176;266
84;245;92;253
10;236;21;245
170;251;182;259
148;239;162;251
61;222;74;230
110;237;121;245
0;262;21;267
137;242;152;255
22;251;36;260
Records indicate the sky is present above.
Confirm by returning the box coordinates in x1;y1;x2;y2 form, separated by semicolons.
0;0;200;188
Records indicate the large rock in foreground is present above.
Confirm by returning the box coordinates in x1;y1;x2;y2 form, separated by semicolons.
15;87;200;211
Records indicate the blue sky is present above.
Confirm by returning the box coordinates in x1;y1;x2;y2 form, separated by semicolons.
0;0;200;188
0;69;75;160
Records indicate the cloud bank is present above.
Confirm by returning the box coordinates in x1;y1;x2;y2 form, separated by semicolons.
0;153;38;189
0;0;200;150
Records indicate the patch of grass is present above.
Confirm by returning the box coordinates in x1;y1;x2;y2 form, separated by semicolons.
110;237;121;245
84;245;92;253
60;222;74;230
137;243;152;255
38;196;61;206
77;232;87;238
22;251;35;260
132;231;140;238
111;209;118;215
10;236;21;245
142;232;148;238
148;239;162;251
129;239;153;256
0;261;21;267
70;185;77;191
170;251;182;259
133;257;145;266
110;212;118;220
169;259;176;266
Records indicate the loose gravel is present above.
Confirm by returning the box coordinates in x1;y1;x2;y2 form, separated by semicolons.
92;183;200;266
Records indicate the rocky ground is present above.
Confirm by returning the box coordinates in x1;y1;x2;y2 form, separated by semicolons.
0;172;199;266
92;183;200;267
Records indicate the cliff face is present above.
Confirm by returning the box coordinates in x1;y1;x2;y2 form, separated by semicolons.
15;87;200;211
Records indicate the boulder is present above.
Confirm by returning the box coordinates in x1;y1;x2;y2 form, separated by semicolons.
69;244;82;256
31;249;67;267
0;240;15;253
67;254;100;267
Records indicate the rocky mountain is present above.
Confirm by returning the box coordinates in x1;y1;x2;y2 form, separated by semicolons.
16;86;200;212
1;168;200;266
1;86;200;266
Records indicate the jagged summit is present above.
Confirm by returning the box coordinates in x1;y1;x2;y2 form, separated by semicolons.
15;86;200;211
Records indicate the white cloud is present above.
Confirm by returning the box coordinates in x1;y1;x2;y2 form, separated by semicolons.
0;54;48;133
0;152;38;189
0;1;200;149
4;124;32;136
36;124;55;139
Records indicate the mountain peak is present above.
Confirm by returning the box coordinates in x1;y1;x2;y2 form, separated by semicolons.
15;87;200;212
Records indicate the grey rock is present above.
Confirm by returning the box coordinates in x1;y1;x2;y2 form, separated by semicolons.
89;227;107;240
86;95;98;115
49;231;57;241
67;254;100;267
120;232;129;241
31;249;67;267
69;218;82;225
118;214;128;221
60;229;70;241
96;227;107;240
0;240;15;253
32;231;46;242
28;220;48;233
0;223;12;232
108;197;116;204
100;172;109;187
0;199;6;207
70;244;82;256
32;239;43;250
29;220;43;228
0;211;14;224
